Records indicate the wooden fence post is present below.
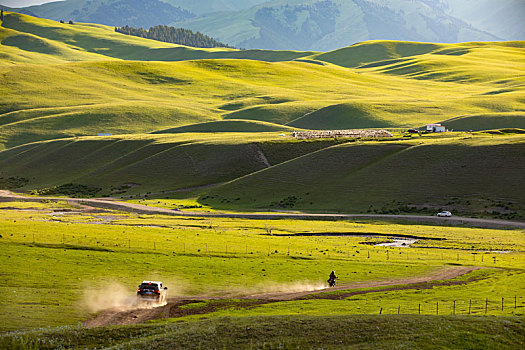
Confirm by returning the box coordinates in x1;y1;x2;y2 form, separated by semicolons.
469;300;472;315
398;305;400;314
436;301;439;315
515;296;517;310
485;298;488;314
502;297;504;312
453;300;456;315
418;304;421;315
379;307;383;315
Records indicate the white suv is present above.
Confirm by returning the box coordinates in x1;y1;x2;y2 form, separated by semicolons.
137;281;168;304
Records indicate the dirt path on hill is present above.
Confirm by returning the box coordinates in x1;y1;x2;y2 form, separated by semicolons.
1;190;524;229
85;266;484;327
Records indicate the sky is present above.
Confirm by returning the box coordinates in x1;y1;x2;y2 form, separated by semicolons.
0;0;56;7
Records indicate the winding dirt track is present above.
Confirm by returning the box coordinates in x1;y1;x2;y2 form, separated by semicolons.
85;266;482;327
1;190;524;229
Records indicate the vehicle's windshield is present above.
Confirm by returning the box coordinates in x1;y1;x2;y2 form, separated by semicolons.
140;284;158;290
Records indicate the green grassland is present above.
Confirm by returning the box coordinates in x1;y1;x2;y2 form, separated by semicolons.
0;201;523;333
201;133;525;218
2;316;523;349
0;12;524;150
152;119;297;133
1;12;524;347
2;132;524;219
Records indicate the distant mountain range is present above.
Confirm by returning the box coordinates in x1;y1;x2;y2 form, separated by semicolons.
2;0;196;28
2;0;524;50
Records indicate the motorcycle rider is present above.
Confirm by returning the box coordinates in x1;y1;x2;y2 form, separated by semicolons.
328;270;337;286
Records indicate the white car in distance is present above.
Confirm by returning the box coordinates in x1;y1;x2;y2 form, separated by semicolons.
437;211;452;217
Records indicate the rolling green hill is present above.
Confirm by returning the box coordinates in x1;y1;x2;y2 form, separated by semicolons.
443;113;525;132
152;120;297;134
1;12;524;150
1;132;524;219
201;133;525;218
0;12;524;214
0;12;314;63
0;133;295;194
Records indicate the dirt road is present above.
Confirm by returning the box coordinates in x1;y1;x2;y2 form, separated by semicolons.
1;190;524;229
85;266;483;327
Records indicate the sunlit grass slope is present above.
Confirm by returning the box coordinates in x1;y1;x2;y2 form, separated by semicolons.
0;12;314;63
443;113;525;131
2;57;510;149
2;315;523;349
201;134;525;218
1;52;523;148
0;12;524;149
309;41;444;68
152;119;297;133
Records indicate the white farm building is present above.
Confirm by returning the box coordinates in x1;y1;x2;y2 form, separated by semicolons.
426;124;446;132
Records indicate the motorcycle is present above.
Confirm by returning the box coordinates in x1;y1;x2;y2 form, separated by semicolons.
327;277;337;287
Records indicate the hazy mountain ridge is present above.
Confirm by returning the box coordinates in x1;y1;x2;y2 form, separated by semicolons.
4;0;523;50
5;0;195;28
162;0;268;16
177;0;500;50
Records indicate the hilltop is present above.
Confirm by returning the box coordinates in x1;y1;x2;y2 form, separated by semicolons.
1;132;524;219
0;12;524;218
1;13;524;150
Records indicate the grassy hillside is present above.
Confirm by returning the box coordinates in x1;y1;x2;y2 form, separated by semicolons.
152;119;296;133
0;13;523;149
201;133;525;218
0;133;285;193
0;12;314;63
443;113;525;131
2;315;523;349
1;132;525;219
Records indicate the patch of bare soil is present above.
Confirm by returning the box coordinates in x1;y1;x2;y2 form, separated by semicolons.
85;266;486;327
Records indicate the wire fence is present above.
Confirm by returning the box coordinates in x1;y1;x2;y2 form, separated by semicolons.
9;231;523;266
376;296;524;316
